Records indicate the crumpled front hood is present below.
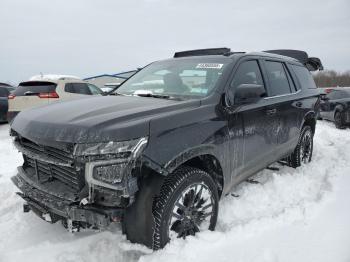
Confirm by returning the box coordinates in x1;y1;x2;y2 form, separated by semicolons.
11;95;199;145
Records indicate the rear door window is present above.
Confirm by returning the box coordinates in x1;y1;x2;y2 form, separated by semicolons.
65;83;92;95
291;65;317;89
264;61;292;96
13;82;57;96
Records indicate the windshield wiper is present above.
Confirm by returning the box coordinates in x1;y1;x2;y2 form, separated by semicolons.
110;91;181;100
135;93;171;99
108;92;125;96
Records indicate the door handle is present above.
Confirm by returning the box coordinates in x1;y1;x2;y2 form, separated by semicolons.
295;101;303;107
266;108;277;115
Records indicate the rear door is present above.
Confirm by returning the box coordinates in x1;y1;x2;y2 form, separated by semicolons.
8;81;57;112
261;60;301;155
264;59;303;157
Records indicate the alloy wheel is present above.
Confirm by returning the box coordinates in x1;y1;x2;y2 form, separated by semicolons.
168;183;214;239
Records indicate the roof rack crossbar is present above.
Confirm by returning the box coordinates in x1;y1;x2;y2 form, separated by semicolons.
174;48;231;58
263;49;323;71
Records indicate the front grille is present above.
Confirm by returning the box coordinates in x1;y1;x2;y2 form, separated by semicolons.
19;137;74;163
25;156;84;192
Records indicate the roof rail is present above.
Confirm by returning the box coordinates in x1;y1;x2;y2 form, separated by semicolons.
174;48;231;58
263;49;324;71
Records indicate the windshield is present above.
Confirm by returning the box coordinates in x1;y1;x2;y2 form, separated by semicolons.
115;58;229;99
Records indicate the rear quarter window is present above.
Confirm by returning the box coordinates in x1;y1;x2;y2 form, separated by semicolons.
291;65;317;89
14;82;57;96
65;83;92;95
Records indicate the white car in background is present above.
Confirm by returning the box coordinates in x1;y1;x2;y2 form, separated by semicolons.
7;75;103;122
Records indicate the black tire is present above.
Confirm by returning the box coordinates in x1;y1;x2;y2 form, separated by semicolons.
123;166;219;250
288;125;314;168
334;111;345;129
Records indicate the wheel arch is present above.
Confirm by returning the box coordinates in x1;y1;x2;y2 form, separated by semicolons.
143;145;225;198
334;104;345;118
301;111;316;134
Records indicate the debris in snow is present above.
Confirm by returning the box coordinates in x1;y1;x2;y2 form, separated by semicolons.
42;213;52;222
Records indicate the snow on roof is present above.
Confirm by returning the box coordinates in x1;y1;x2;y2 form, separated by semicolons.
29;74;81;81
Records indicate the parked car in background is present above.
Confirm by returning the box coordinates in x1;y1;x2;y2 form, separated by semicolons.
0;83;15;122
319;88;350;128
10;48;322;249
7;75;102;122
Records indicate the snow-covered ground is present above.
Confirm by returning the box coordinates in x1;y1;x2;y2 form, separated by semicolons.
0;121;349;262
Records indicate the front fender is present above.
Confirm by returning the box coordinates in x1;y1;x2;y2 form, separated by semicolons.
163;144;216;173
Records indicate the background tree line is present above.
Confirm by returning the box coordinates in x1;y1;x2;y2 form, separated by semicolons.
313;70;350;87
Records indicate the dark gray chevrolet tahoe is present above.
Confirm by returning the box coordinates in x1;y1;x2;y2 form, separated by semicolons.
10;48;323;249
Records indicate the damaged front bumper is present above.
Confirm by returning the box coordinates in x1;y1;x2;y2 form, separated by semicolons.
12;167;124;230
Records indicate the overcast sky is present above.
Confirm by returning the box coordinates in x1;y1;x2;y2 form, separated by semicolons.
0;0;349;84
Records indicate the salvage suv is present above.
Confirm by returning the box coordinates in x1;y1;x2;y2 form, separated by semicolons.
10;48;323;249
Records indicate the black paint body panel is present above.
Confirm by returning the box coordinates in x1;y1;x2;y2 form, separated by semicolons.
11;52;320;196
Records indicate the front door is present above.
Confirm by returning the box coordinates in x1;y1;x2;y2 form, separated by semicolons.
227;59;280;181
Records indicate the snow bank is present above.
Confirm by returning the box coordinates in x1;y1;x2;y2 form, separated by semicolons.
0;121;349;262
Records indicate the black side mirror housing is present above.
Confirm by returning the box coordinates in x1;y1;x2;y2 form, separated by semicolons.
233;84;266;105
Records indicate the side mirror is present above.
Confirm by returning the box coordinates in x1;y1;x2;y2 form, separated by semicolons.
234;84;266;104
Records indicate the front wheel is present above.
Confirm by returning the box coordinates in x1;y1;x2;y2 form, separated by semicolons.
153;166;219;249
288;125;314;168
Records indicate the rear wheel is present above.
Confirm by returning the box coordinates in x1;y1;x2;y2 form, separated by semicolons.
334;111;345;129
288;125;313;168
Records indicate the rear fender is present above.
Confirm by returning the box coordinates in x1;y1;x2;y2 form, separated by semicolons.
300;111;316;133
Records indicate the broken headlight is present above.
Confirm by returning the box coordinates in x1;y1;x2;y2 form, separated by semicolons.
74;137;148;158
92;163;127;184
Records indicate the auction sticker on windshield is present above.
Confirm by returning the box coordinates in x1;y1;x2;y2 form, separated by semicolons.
196;63;224;69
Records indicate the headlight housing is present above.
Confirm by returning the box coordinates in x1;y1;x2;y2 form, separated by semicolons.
92;163;127;184
74;137;148;157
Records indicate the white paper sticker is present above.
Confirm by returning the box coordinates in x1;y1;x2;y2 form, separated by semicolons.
196;63;224;69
